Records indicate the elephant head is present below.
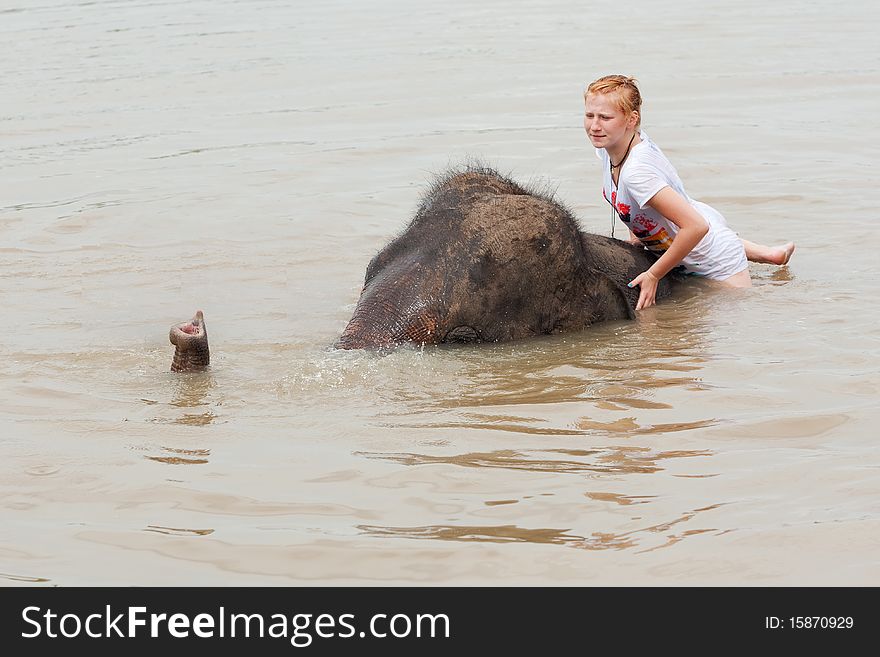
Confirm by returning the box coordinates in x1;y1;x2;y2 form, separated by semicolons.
337;167;652;350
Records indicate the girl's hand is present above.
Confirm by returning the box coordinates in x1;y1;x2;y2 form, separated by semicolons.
629;270;660;310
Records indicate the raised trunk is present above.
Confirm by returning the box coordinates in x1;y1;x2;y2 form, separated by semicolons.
169;310;210;372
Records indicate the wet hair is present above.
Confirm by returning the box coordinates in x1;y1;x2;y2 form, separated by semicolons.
585;75;642;128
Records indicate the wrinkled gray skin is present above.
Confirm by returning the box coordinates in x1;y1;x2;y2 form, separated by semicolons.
336;166;676;350
169;310;209;372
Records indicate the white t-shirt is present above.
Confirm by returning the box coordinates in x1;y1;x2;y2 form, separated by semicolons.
597;131;747;280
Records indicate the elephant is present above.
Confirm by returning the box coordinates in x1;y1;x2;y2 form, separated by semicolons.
336;166;676;349
169;166;677;370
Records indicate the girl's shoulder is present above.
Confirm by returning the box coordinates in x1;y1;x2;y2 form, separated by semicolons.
626;136;674;174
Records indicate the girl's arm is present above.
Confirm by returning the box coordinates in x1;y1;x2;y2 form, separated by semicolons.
629;186;708;310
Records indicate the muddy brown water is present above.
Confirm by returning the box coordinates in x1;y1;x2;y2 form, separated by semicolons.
2;0;879;585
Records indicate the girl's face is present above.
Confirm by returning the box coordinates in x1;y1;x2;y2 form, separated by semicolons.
583;93;637;150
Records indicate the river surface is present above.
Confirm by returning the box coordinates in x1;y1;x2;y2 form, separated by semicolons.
2;0;879;585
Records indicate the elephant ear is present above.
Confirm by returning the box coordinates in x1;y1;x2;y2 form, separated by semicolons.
586;269;636;322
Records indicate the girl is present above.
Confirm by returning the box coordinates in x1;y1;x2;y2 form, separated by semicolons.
584;75;794;310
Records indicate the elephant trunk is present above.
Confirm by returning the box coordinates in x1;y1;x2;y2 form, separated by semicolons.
169;310;210;372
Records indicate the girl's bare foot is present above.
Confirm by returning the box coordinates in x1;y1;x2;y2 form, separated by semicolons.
741;239;795;266
768;242;795;266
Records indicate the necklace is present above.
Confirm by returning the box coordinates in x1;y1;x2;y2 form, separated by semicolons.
609;131;637;172
608;131;637;237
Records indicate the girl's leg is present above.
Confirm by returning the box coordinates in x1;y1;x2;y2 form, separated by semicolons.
741;239;795;265
719;268;752;288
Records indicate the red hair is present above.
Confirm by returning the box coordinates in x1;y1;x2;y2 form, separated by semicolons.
585;75;642;128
